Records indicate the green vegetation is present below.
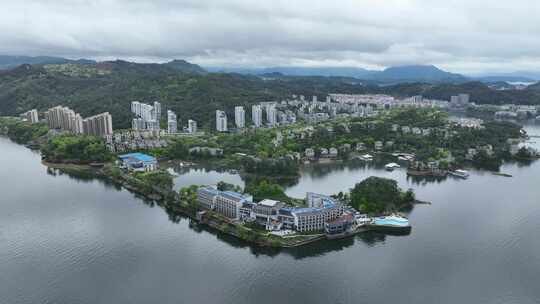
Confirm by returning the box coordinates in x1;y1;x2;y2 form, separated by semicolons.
349;176;415;214
151;107;522;172
0;117;48;144
133;170;174;192
216;181;243;192
244;179;292;203
242;157;299;177
41;135;112;163
3;61;539;132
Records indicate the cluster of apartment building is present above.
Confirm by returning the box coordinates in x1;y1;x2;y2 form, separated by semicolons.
449;94;471;108
44;106;113;136
105;130;168;153
214;93;454;133
131;101;161;131
329;94;449;110
197;187;345;232
131;101;198;134
492;104;539;120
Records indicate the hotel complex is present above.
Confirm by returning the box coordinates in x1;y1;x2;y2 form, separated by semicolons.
197;187;345;232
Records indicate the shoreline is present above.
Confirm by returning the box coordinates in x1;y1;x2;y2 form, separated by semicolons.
3;133;419;248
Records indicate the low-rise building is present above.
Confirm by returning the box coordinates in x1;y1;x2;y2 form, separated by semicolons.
328;147;338;158
305;148;315;159
252;199;285;230
118;153;158;171
325;213;355;235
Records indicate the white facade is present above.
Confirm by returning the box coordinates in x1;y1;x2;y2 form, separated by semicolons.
22;109;39;124
234;106;245;128
167;110;177;134
266;105;277;126
131;101;161;131
153;101;161;121
216;110;228;132
45;106;85;134
188;119;197;133
252;105;263;127
82;112;113;136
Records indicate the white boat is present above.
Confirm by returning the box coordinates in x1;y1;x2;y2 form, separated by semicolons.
449;169;469;179
359;154;374;161
385;162;401;170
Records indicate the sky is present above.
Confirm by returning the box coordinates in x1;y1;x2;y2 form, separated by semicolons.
1;0;540;74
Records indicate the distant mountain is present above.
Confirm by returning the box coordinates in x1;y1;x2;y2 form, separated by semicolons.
207;64;467;83
370;65;467;83
163;59;207;74
0;55;95;70
206;66;376;79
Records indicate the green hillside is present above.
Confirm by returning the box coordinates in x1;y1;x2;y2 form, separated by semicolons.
1;60;539;130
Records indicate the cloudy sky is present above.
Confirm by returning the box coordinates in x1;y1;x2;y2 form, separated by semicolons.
1;0;540;74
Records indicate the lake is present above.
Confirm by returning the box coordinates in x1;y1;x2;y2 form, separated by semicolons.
1;122;540;304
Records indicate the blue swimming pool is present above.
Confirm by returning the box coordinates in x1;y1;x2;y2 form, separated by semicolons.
373;216;410;227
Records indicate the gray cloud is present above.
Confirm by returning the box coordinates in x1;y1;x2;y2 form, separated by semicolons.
1;0;540;74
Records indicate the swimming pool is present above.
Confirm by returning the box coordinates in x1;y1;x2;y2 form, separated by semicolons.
373;216;410;227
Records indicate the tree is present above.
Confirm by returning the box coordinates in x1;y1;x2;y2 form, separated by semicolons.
349;176;412;214
216;181;242;192
244;179;290;203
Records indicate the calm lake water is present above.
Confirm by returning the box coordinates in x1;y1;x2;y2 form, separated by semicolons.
2;122;540;304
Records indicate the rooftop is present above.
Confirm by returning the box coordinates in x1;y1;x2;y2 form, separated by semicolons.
119;152;156;162
258;199;281;207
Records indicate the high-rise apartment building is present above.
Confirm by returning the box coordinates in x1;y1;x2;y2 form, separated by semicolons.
45;105;112;136
131;101;161;131
188;119;197;133
21;109;39;124
167;110;177;134
234;106;245;128
266;105;277;127
153;101;161;121
82;112;113;136
252;105;263;127
216;110;228;132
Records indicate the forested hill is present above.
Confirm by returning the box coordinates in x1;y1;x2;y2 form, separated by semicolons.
1;60;539;129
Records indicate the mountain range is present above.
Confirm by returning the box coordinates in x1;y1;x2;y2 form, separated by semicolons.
1;55;539;83
206;65;468;83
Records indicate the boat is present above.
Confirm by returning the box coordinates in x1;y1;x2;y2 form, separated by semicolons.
368;214;411;233
359;154;374;161
493;172;513;177
385;162;400;171
406;168;447;177
449;169;469;179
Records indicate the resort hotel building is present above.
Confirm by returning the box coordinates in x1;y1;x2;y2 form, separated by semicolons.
197;187;344;232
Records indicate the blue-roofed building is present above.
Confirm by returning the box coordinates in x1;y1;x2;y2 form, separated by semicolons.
196;187;344;231
278;208;296;230
286;193;344;232
197;186;220;210
118;152;158;172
